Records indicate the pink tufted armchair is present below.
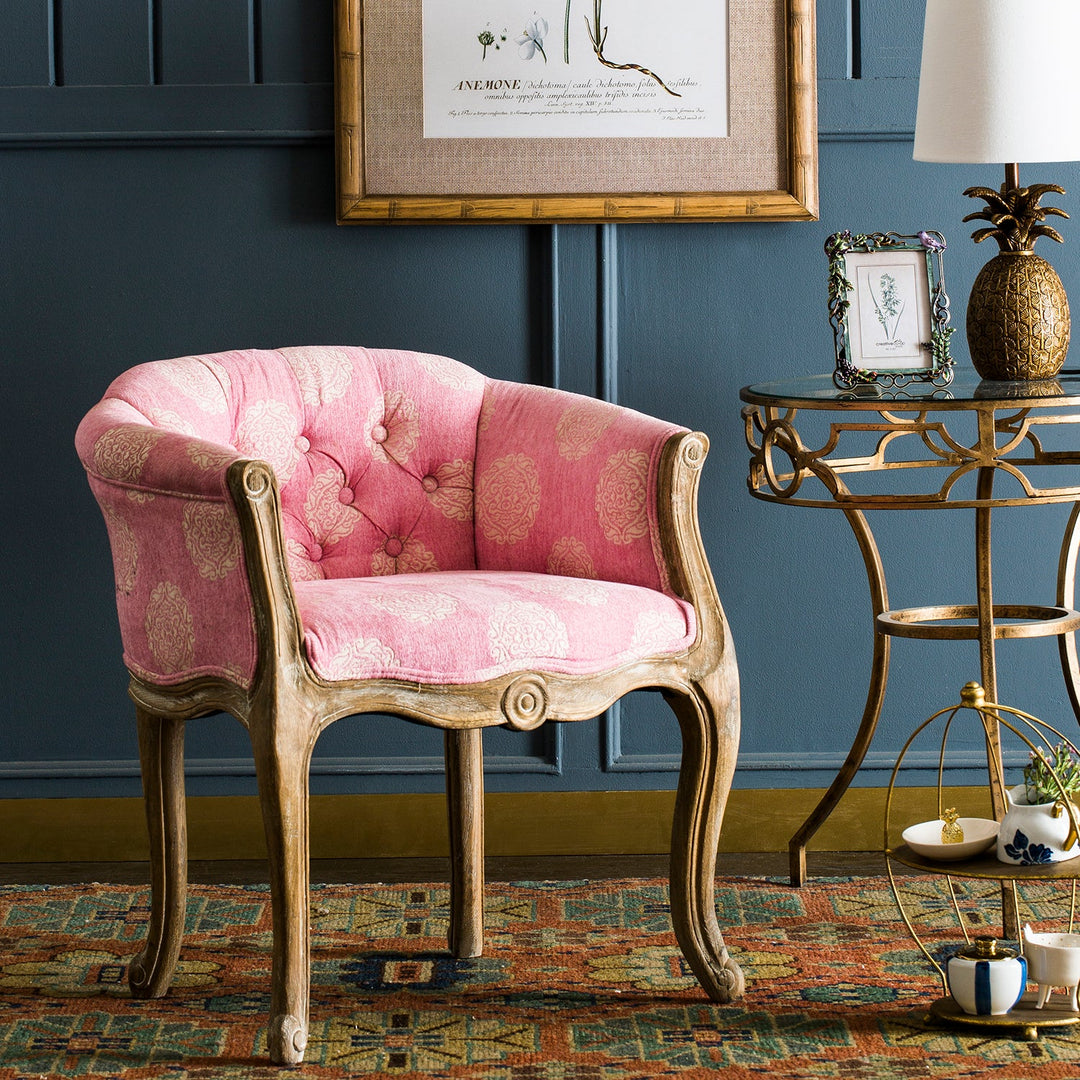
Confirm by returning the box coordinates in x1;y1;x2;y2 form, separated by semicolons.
76;346;744;1064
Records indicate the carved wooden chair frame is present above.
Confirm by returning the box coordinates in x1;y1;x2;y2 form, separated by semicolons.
125;429;743;1065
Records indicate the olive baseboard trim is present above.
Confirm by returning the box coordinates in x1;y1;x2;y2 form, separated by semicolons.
0;787;992;863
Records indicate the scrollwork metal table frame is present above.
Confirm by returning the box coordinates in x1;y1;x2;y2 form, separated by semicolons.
741;373;1080;887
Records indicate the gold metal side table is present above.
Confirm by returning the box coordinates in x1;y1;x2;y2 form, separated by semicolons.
741;373;1080;887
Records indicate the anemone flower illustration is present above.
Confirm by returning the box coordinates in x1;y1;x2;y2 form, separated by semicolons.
585;0;679;96
517;15;549;62
478;29;495;59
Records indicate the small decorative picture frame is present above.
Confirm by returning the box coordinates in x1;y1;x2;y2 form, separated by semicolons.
826;230;955;389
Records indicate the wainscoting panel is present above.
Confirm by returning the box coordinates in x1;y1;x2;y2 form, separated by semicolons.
0;85;332;144
56;0;152;86
159;0;252;84
0;5;52;87
818;0;920;139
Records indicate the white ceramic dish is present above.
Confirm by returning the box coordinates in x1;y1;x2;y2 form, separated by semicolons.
902;818;999;861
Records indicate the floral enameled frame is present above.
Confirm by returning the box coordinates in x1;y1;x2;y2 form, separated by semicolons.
826;231;955;390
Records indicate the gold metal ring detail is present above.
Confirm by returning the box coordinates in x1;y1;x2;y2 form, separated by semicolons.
877;603;1080;641
760;418;805;498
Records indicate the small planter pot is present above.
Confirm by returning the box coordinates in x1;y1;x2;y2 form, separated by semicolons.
1024;924;1080;1011
996;785;1080;865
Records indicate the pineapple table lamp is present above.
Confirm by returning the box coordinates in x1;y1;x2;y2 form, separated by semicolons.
913;0;1080;381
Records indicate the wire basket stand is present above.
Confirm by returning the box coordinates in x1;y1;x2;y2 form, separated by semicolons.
885;681;1080;1038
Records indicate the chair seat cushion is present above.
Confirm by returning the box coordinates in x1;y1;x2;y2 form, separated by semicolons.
294;571;695;684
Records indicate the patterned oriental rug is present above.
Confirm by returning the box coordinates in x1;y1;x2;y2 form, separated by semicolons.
2;875;1080;1078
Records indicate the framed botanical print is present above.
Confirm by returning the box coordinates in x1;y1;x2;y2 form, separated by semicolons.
334;0;818;224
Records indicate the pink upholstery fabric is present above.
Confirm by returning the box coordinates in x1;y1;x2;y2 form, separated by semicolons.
475;380;682;592
76;396;258;687
295;571;695;684
76;347;692;690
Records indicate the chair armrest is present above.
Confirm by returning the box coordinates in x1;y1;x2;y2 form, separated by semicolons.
654;428;730;676
76;400;261;689
77;398;240;500
474;379;688;593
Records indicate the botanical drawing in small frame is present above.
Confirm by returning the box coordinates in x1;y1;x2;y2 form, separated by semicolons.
826;231;955;389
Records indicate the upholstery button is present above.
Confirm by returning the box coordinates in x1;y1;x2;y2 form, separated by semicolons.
371;424;388;443
384;537;404;558
421;475;439;493
309;543;323;561
295;435;310;453
338;487;354;505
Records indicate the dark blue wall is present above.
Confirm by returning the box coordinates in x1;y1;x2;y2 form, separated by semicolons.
4;1;1079;799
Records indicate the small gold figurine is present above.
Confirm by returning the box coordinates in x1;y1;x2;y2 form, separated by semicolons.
941;808;965;845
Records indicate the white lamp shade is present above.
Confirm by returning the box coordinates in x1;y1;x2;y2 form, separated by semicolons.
914;0;1080;164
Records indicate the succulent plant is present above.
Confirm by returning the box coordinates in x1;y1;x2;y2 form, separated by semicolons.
1023;742;1080;806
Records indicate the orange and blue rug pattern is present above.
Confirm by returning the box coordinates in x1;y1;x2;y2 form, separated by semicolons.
1;875;1079;1077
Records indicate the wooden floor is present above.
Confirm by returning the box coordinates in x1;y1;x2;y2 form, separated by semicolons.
0;851;889;886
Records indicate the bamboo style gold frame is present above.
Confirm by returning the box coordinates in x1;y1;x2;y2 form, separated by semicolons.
334;0;818;224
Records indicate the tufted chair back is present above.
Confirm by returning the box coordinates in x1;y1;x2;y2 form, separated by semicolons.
87;347;486;580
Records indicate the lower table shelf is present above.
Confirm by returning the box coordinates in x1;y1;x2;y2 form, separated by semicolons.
927;992;1080;1041
888;843;1080;882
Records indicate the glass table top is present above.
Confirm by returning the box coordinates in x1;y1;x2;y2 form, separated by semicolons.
741;370;1080;410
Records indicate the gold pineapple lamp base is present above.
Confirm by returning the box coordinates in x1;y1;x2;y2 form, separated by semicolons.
964;164;1071;382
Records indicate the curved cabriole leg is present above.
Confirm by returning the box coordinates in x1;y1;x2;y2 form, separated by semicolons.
129;708;188;999
1057;500;1080;723
445;728;485;958
251;718;313;1066
663;654;745;1003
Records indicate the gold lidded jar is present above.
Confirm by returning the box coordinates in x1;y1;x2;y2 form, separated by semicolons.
947;936;1028;1016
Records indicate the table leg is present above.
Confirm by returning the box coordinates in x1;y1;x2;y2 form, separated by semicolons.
1057;501;1080;723
975;470;1006;815
788;506;890;886
975;466;1018;939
